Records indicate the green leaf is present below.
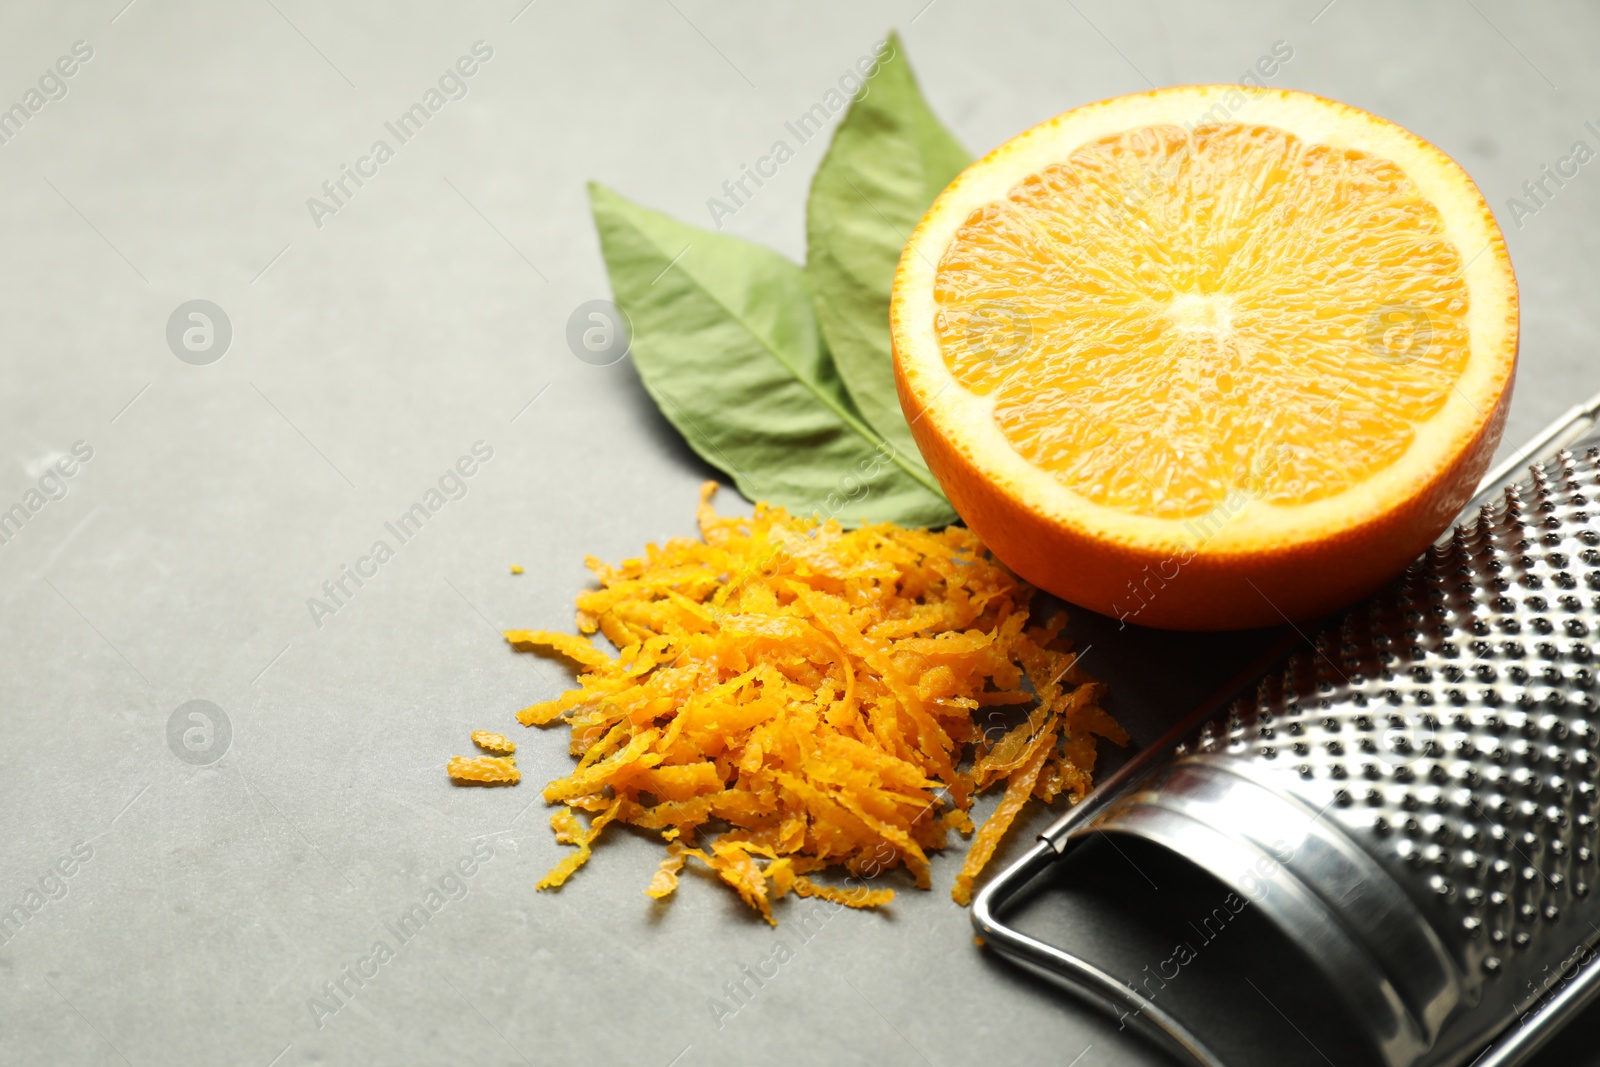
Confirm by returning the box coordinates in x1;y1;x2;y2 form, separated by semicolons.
589;182;957;527
806;30;971;467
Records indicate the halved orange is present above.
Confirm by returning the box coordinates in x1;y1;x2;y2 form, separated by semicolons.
892;86;1517;630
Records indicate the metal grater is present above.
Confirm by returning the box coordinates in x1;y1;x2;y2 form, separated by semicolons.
973;392;1600;1067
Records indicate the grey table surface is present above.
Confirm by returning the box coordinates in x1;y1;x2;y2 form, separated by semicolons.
2;1;1599;1065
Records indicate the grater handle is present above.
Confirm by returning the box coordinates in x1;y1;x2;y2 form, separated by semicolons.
970;841;1232;1067
972;635;1302;1067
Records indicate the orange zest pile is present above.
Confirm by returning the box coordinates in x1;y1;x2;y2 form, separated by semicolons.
501;483;1125;921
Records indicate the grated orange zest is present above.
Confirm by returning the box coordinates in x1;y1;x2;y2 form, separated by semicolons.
646;842;690;900
539;798;624;889
507;483;1126;918
791;876;896;910
448;755;521;785
471;730;516;755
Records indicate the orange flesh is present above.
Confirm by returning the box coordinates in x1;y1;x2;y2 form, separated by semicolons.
932;123;1472;520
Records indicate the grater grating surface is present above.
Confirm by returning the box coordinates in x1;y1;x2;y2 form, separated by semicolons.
1180;448;1600;1007
973;431;1600;1067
